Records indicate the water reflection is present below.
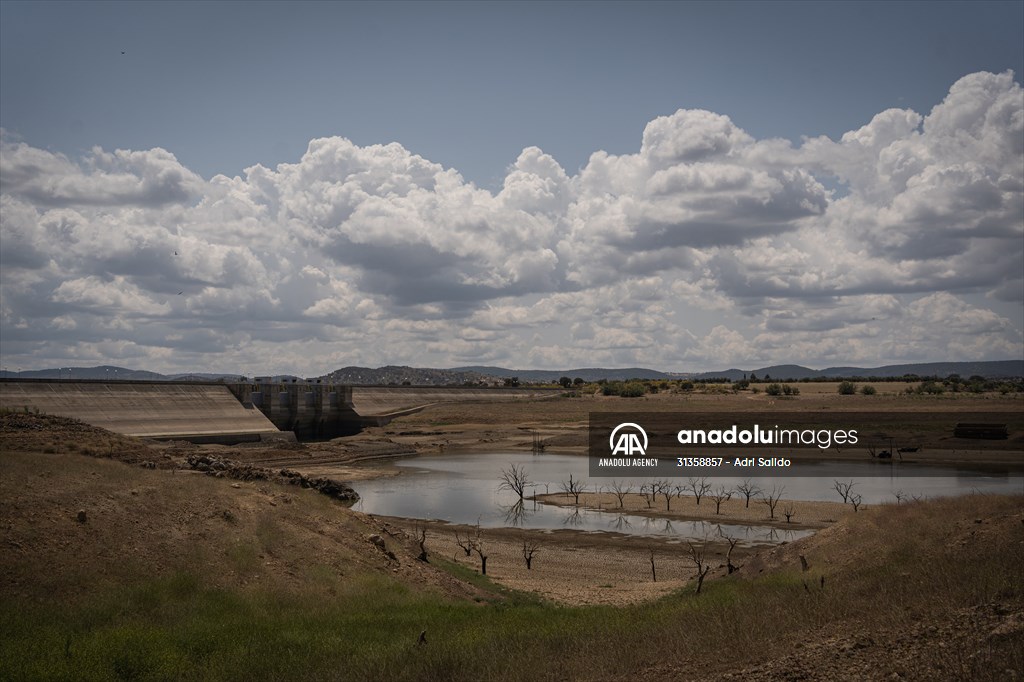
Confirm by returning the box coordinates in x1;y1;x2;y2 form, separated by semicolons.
610;514;632;532
351;451;1021;543
502;499;527;527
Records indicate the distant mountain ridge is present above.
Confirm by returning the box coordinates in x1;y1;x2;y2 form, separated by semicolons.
688;360;1024;381
0;366;248;382
323;365;487;385
1;360;1021;384
452;366;672;382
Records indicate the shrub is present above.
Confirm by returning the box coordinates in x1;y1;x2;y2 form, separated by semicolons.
838;381;857;395
765;383;783;396
620;382;646;398
861;385;877;395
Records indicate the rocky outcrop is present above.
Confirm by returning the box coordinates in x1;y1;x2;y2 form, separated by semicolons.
184;453;358;502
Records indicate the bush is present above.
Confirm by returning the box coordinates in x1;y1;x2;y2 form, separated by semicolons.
620;382;646;398
838;381;857;395
861;385;876;395
765;383;783;396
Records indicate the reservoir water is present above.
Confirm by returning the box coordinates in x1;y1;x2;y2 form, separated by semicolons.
352;452;1023;543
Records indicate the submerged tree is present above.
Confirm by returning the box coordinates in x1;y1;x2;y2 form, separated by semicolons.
498;463;531;499
560;473;586;505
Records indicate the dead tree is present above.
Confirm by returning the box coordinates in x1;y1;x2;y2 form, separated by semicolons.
725;537;742;574
760;484;785;520
687;540;712;594
454;529;473;557
709;485;733;514
472;524;488;575
560;474;586;505
735;479;761;508
414;522;429;562
783;504;795;523
833;479;857;504
687;477;712;505
521;538;541;570
498;463;531;499
850;493;863;512
662;482;681;511
610;480;632;509
641;480;661;508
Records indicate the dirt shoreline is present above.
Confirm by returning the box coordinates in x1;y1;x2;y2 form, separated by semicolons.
377;516;776;606
532;491;849;529
363;486;849;605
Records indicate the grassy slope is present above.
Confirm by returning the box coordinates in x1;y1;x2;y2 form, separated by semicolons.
2;431;1022;680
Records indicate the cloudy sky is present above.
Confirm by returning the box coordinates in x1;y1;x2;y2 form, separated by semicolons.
1;1;1022;375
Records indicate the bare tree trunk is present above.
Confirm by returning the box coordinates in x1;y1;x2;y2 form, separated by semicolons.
726;537;741;574
415;523;428;562
688;540;712;594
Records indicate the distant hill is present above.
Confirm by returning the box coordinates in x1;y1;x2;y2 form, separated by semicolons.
452;366;673;382
0;366;244;382
322;365;488;386
0;365;171;381
690;360;1024;381
3;359;1020;385
818;360;1024;379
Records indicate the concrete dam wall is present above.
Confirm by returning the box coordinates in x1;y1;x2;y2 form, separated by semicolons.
0;379;559;443
0;380;280;442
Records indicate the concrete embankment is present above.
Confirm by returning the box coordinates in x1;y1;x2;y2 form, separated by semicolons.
0;380;280;443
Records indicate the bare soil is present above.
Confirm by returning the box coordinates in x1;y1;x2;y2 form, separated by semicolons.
0;414;485;605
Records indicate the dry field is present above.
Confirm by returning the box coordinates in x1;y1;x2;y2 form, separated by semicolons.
363;385;1024;462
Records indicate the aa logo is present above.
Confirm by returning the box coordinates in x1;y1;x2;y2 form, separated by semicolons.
609;423;648;456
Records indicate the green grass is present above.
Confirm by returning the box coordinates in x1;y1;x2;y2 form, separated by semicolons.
3;495;1021;681
1;568;781;681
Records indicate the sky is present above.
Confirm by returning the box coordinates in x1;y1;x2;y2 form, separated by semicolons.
1;0;1022;375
